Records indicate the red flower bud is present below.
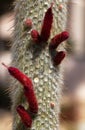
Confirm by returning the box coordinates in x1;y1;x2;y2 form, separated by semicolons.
24;85;38;114
2;63;33;87
31;30;40;43
16;105;32;128
40;4;53;42
49;31;69;49
24;18;32;28
58;4;63;11
53;51;66;65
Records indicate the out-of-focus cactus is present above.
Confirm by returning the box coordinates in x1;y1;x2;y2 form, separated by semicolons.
11;0;69;130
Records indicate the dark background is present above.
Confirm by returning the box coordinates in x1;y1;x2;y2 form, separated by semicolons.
0;0;14;110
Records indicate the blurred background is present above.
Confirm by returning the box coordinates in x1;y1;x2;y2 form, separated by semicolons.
0;0;85;130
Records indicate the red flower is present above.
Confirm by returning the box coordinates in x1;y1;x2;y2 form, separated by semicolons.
53;51;66;65
16;105;32;128
49;31;69;49
2;63;33;87
31;4;53;43
2;63;38;114
24;85;38;114
40;4;53;42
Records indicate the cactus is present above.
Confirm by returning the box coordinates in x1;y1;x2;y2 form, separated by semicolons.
11;0;69;130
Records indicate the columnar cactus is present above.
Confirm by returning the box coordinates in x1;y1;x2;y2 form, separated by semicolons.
10;0;69;130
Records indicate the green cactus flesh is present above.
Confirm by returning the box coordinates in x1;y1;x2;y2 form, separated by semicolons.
11;0;68;130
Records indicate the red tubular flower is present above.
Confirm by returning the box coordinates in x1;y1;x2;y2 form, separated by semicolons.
40;4;53;42
53;51;66;65
2;63;38;114
2;63;33;87
24;85;38;114
16;105;32;128
31;29;40;43
49;31;69;49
